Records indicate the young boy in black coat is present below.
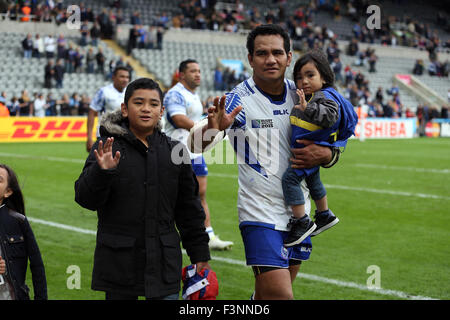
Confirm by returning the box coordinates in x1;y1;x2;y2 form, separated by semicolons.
74;78;211;300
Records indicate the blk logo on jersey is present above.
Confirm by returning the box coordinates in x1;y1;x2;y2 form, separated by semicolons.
273;109;289;116
251;119;274;128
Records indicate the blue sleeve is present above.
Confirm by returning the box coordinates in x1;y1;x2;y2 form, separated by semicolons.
225;92;246;130
163;90;187;117
89;89;105;112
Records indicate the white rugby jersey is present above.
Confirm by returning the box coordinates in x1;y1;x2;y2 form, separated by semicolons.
225;77;311;231
163;82;204;159
90;83;126;137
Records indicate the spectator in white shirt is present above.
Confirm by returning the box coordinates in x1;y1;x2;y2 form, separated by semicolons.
33;94;47;117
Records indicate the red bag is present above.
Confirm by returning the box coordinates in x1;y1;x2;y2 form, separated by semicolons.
181;264;218;300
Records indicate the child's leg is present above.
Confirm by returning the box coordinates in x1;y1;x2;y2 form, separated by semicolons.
282;167;316;247
306;169;339;236
281;167;306;218
314;195;328;212
305;169;328;212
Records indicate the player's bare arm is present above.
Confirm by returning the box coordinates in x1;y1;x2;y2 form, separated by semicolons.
86;108;98;152
290;139;332;169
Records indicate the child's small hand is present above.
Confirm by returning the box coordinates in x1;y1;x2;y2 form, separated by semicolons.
295;89;307;111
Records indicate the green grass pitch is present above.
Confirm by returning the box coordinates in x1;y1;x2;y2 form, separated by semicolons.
0;137;449;300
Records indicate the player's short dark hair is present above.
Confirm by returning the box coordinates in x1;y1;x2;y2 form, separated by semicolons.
124;78;163;107
246;24;291;56
293;49;335;89
179;59;198;73
113;65;131;76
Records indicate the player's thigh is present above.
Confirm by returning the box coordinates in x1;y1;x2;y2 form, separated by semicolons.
255;268;293;300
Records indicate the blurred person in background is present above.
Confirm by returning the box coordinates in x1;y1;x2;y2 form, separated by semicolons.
87;66;130;152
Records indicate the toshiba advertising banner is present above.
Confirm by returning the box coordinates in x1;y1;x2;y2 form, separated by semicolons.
0;117;97;143
354;118;416;139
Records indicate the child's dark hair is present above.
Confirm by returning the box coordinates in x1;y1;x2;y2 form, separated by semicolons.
0;164;25;215
124;78;164;107
246;24;291;56
293;49;335;89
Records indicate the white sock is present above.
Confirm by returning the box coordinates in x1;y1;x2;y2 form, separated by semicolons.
206;227;215;239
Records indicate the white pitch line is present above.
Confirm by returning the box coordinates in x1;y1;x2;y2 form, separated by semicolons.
27;216;438;300
353;163;450;174
1;152;447;201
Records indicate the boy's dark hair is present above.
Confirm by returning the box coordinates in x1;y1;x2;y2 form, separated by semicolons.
293;49;335;89
246;24;291;56
113;66;131;77
179;59;198;73
0;164;25;215
124;78;163;107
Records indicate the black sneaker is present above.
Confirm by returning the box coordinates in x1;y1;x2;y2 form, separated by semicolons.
284;215;316;247
311;209;339;236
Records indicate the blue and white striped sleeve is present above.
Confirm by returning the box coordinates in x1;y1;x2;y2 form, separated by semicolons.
225;92;245;130
89;88;105;112
163;90;187;117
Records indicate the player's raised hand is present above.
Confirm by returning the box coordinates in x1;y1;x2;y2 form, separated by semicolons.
207;95;242;131
94;137;121;170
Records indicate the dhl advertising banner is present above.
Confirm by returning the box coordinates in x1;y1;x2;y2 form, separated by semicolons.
354;118;416;139
0;117;97;143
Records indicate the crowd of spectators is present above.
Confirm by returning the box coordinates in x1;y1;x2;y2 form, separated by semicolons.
2;0;449;121
0;89;91;117
20;32;134;90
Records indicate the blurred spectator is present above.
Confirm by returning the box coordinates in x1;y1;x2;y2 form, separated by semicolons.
412;59;424;75
33;93;48;117
45;93;57;116
344;65;354;86
54;59;65;88
375;87;384;104
78;94;91;116
79;20;90;46
347;38;359;56
44;60;54;89
156;27;164;50
214;66;224;91
56;34;67;60
405;108;415;118
22;33;33;58
130;11;141;25
74;48;84;73
368;50;378;73
69;93;80;116
32;34;45;58
58;94;70;116
428;60;438;76
7;97;20;116
65;44;77;74
18;90;32;116
90;22;101;46
20;1;31;22
441;106;448;119
0;91;5;105
127;24;139;55
86;47;96;74
0;100;9;117
96;47;105;74
44;35;56;58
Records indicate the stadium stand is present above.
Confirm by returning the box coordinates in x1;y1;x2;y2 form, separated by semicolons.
0;0;448;117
